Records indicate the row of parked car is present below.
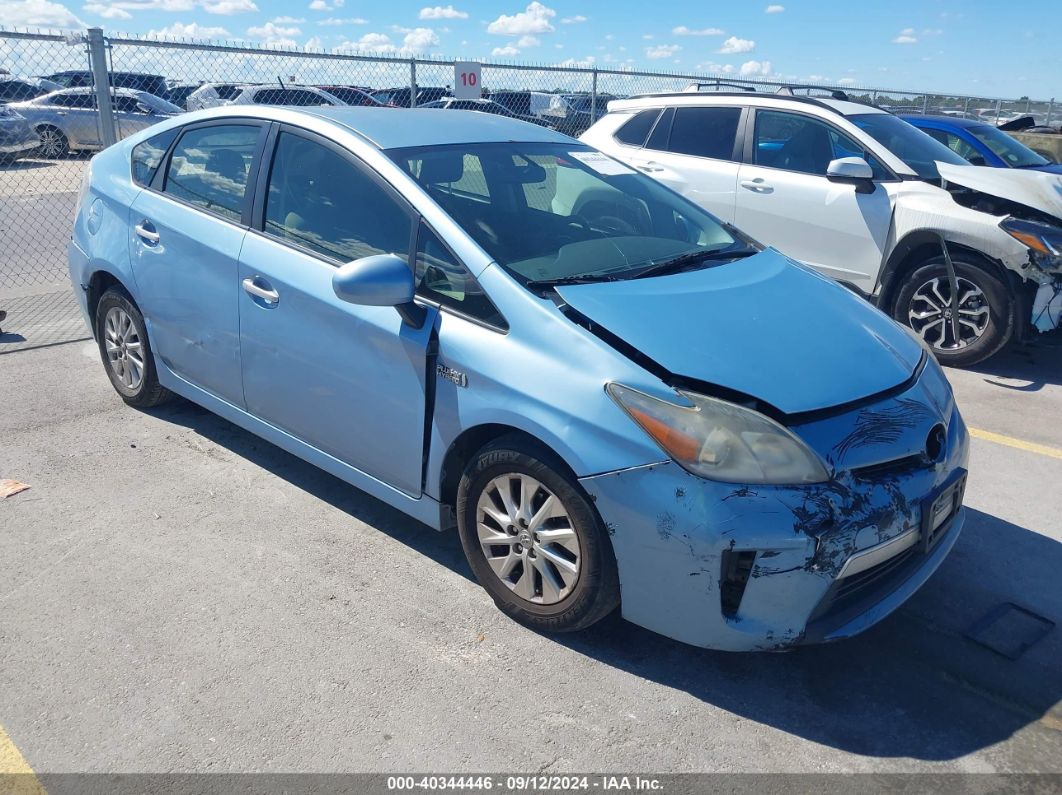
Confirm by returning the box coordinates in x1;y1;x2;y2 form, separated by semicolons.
0;69;621;162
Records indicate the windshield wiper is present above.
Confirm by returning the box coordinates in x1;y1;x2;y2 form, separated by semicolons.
525;273;623;288
631;246;758;280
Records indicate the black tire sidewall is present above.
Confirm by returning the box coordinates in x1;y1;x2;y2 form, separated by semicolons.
95;289;163;407
456;440;619;632
893;255;1014;367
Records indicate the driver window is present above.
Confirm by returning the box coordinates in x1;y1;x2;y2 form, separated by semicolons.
754;110;888;179
264;132;412;263
415;223;505;327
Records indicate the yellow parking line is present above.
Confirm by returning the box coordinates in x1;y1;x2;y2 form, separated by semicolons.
0;723;46;795
969;428;1062;460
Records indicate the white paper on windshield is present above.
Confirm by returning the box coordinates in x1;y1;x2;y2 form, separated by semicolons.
568;151;636;176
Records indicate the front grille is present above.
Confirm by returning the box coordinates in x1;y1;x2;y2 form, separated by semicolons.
831;545;919;612
851;454;926;480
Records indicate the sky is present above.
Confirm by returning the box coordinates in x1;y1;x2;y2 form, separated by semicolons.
1;0;1059;98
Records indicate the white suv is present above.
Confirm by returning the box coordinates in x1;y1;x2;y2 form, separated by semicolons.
582;89;1062;366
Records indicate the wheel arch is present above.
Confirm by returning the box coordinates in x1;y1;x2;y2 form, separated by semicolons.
86;270;134;338
436;423;582;530
877;231;1018;316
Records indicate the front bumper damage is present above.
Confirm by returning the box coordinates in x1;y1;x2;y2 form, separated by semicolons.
580;360;970;652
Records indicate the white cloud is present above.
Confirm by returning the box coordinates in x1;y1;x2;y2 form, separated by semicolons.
83;3;132;18
892;32;917;44
765;4;784;13
418;4;465;19
247;20;301;45
517;34;539;47
738;59;772;76
150;21;230;37
401;26;438;51
304;35;322;48
308;0;343;9
318;16;366;25
645;43;680;59
554;55;594;68
487;2;555;36
838;77;857;86
200;0;257;14
560;15;586;23
696;60;735;74
355;31;393;50
672;25;723;36
273;15;304;23
491;44;519;56
0;0;83;27
343;26;437;54
718;35;754;54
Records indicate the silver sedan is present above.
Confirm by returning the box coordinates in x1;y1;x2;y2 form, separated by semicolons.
8;88;180;158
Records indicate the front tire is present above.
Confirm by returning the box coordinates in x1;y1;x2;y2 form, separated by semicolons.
36;125;68;159
893;255;1014;367
95;289;171;408
456;437;620;633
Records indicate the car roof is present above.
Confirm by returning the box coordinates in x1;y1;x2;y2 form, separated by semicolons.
899;114;984;128
298;106;571;148
610;91;887;118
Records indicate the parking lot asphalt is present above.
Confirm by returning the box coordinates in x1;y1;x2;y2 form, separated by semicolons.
1;333;1060;776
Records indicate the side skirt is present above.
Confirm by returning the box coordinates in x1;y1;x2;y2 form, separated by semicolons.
155;358;444;530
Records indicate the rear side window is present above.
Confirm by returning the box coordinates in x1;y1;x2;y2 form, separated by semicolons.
131;127;178;187
264;132;412;263
614;109;661;147
754;110;890;178
51;93;94;109
666;107;741;160
163;124;260;221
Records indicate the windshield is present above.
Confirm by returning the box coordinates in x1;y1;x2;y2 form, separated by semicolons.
967;123;1049;168
850;113;968;180
387;142;745;285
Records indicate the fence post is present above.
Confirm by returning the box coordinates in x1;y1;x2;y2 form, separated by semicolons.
994;98;1002;125
409;58;417;108
590;67;598;121
963;97;970;118
1047;99;1055;127
86;27;117;147
871;90;878;106
921;94;928;114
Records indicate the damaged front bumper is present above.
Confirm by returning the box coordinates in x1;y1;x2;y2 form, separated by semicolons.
580;361;970;652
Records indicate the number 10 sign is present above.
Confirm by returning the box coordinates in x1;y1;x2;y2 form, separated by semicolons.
454;61;482;99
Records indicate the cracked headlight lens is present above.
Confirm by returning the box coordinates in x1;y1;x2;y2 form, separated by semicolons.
608;383;830;485
1001;218;1062;258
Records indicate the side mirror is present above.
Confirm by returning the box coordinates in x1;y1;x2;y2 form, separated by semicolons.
826;156;875;193
332;253;426;328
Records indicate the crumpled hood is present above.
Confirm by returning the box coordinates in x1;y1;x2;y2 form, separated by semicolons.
557;248;924;415
938;161;1062;220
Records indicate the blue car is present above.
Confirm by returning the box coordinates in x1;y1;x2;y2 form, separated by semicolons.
69;106;969;651
902;114;1062;174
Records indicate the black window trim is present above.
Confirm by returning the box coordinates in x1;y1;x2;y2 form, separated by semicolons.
650;104;746;163
742;106;900;182
247;122;419;271
611;107;663;149
413;219;508;334
149;117;270;228
131;126;180;188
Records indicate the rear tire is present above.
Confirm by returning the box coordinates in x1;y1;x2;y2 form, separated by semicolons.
892;255;1014;367
456;436;620;633
95;289;171;408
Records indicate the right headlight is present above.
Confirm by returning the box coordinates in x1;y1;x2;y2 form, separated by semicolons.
607;383;830;485
1001;217;1062;258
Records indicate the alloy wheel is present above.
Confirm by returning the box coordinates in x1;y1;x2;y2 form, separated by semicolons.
907;276;990;351
103;306;145;391
37;127;66;158
475;473;581;605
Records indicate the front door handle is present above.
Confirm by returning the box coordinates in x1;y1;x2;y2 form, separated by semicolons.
134;220;160;245
636;161;664;173
740;178;773;194
242;277;280;305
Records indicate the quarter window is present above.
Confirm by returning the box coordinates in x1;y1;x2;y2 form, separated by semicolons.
51;92;94;109
666;107;741;160
131;127;178;187
754;110;889;178
163;124;259;222
614;109;661;147
415;224;504;327
264;132;412;263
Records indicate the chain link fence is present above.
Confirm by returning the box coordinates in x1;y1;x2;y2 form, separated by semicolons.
1;25;1058;305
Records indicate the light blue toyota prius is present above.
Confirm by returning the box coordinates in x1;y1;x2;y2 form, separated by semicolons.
69;106;969;651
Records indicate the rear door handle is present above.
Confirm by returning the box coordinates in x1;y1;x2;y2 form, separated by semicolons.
740;179;773;194
134;220;160;245
242;277;280;305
